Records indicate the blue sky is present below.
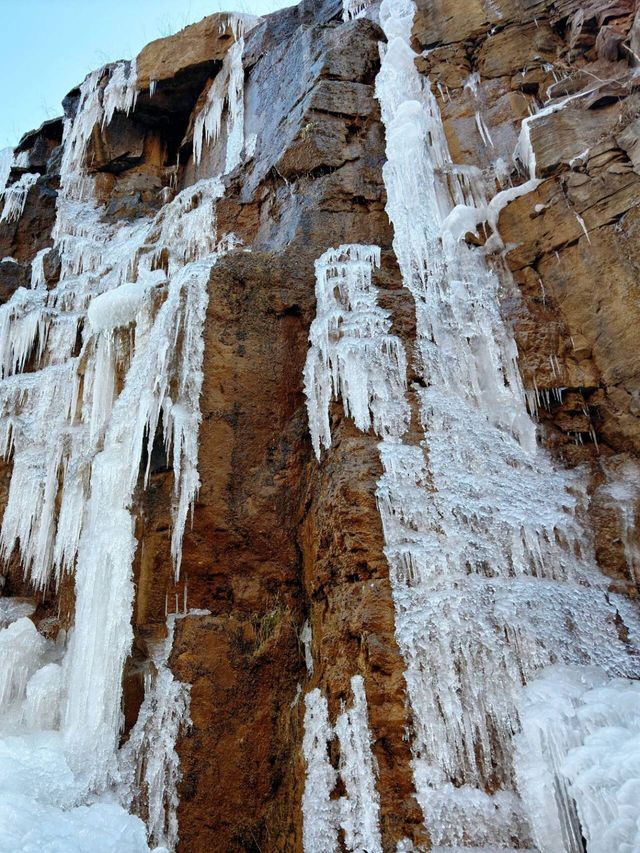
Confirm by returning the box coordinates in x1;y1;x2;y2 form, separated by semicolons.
0;0;292;148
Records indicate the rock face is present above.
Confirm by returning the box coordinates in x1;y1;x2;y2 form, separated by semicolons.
1;0;640;850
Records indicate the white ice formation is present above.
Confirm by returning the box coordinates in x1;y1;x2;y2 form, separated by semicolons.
193;17;250;171
515;665;640;853
119;616;191;851
302;675;382;853
303;0;640;849
597;459;640;586
303;244;410;458
0;22;249;853
342;0;373;22
0;172;40;223
0;148;12;194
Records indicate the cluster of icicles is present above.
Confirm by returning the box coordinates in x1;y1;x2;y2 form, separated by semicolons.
0;17;250;853
303;0;640;851
302;676;383;853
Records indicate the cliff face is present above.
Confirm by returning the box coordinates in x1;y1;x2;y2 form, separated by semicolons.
1;0;640;851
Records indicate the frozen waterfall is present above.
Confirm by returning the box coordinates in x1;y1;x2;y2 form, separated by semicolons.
0;19;250;852
303;0;640;849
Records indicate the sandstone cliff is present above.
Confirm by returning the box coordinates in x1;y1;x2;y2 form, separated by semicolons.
0;0;639;851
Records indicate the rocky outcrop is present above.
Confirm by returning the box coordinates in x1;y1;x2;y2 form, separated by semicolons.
1;0;640;850
0;117;61;267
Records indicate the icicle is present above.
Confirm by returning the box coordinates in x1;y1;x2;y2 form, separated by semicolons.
119;615;190;851
59;60;138;202
514;83;605;180
575;213;591;244
102;60;138;127
192;26;246;172
30;248;51;290
300;619;314;675
0;172;39;223
475;110;494;148
342;0;372;21
303;244;409;457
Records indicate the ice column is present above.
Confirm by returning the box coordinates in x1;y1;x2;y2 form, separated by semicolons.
302;689;339;853
335;676;383;853
302;676;382;853
120;616;190;851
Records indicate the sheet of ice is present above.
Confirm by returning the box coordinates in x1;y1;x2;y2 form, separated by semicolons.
0;621;175;853
516;666;640;853
0;598;34;629
376;1;640;844
0;618;48;715
224;37;246;174
597;460;640;584
303;236;640;845
0;789;157;853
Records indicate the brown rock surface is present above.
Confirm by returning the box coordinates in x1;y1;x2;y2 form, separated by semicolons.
136;14;248;90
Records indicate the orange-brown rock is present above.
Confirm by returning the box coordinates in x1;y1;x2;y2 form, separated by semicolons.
136;14;244;90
